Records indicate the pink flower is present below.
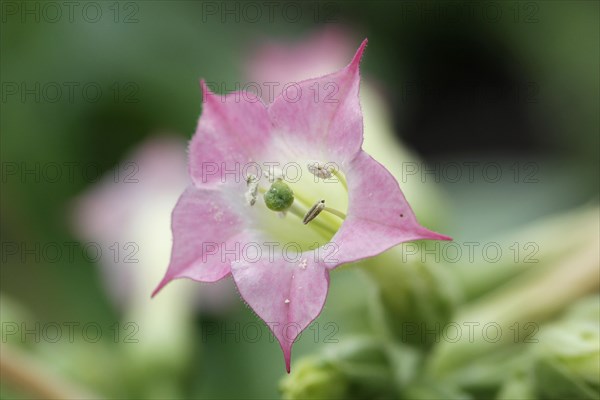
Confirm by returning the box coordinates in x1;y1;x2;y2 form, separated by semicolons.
153;39;450;372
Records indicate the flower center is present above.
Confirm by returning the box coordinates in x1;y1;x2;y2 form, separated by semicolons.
245;160;348;252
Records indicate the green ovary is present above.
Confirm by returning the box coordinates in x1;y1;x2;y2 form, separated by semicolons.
264;181;295;211
255;167;348;252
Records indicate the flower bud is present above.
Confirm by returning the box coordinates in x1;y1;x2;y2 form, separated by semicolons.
532;296;599;399
280;357;347;400
363;249;461;349
280;337;396;399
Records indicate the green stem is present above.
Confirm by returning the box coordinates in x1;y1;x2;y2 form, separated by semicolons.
324;206;346;220
333;170;348;192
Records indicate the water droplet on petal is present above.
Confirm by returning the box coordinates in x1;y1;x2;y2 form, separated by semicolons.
284;299;290;304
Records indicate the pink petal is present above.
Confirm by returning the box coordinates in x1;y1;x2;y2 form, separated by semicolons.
331;150;451;267
189;81;272;186
152;185;251;296
231;255;330;373
267;39;368;163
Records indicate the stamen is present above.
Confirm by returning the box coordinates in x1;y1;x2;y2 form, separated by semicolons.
248;166;347;241
307;161;348;191
303;199;326;224
332;169;348;191
264;167;284;183
307;161;334;179
245;174;259;206
323;206;346;220
302;199;346;226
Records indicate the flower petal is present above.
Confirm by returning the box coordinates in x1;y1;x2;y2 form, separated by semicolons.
189;80;272;186
231;254;330;372
330;150;451;267
152;185;250;296
267;39;367;164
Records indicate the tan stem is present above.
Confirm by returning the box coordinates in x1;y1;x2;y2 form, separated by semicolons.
0;344;98;399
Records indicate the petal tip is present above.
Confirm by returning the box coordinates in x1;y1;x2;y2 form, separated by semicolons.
348;38;368;70
418;227;453;242
199;79;215;104
284;347;292;373
151;277;169;298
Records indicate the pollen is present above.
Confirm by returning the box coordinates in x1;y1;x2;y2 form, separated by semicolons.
307;161;334;179
245;174;259;206
298;258;308;269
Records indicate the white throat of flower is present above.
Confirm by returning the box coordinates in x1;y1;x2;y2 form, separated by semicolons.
244;160;347;241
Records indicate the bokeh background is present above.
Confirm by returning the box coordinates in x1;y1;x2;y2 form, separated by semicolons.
1;1;598;399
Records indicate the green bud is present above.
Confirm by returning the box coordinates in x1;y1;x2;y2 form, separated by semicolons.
532;296;600;399
363;248;461;349
496;371;536;400
402;380;470;400
280;337;398;399
280;357;347;400
264;180;294;212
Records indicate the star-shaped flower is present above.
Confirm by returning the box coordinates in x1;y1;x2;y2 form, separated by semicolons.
153;39;450;372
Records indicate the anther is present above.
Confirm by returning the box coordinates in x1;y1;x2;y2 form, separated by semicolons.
307;161;334;179
303;199;326;225
264;167;284;183
245;174;259;206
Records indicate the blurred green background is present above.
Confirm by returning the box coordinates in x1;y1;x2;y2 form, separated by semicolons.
1;1;598;399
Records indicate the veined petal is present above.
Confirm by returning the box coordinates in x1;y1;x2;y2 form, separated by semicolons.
330;150;451;267
267;39;368;164
231;254;330;373
152;185;251;296
189;81;272;186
